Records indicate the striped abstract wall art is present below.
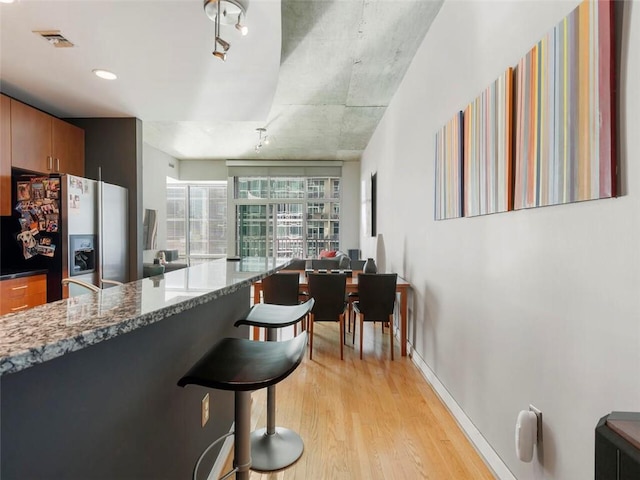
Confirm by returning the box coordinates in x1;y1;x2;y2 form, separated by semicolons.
513;0;616;209
463;68;514;216
434;111;464;220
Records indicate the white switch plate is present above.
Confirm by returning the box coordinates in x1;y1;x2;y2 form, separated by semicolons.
529;404;542;443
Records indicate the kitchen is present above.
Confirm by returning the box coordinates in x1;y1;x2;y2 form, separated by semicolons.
0;1;272;475
1;94;132;310
0;92;291;478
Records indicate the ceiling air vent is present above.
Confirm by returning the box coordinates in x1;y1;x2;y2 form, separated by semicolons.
33;30;74;48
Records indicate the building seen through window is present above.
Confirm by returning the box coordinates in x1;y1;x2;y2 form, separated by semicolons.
166;181;227;264
234;176;340;258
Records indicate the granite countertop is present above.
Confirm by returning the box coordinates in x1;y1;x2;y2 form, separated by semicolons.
0;257;288;376
0;269;48;281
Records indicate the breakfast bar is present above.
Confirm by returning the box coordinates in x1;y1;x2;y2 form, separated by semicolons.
0;257;286;480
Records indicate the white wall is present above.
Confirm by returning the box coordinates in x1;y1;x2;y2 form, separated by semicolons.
142;143;179;263
179;159;227;181
361;1;640;479
340;161;361;253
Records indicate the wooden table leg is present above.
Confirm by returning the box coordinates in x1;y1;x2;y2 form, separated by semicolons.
252;283;261;340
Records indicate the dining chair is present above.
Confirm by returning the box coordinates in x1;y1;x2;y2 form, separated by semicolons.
262;272;306;333
349;259;366;271
262;272;300;305
311;259;341;270
352;273;398;360
345;259;366;334
307;273;347;360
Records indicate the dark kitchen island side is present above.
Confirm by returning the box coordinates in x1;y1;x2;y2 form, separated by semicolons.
0;257;288;480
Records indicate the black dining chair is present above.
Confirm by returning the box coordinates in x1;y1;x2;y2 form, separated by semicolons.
311;259;341;270
350;259;366;271
307;273;347;360
262;272;300;305
262;272;307;333
345;259;366;334
352;273;398;360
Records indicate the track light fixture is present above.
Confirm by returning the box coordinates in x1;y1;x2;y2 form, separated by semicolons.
204;0;248;61
255;127;269;153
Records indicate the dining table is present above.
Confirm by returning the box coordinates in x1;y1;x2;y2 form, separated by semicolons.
252;270;412;357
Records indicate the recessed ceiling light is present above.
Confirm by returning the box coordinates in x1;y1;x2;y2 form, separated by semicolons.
0;0;16;4
92;69;117;80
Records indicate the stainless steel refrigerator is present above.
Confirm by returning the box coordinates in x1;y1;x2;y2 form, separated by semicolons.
63;175;129;297
8;171;128;300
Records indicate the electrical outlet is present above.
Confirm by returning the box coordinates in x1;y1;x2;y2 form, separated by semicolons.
201;393;210;427
529;404;542;443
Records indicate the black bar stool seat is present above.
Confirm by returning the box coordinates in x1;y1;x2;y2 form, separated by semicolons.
232;298;314;472
178;333;307;391
178;332;307;480
237;299;314;329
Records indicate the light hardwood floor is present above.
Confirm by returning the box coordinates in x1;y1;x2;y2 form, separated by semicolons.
224;321;496;479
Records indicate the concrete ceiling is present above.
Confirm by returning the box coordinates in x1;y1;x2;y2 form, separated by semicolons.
1;0;444;163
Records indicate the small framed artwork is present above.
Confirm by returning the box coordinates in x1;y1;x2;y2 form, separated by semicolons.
371;172;377;237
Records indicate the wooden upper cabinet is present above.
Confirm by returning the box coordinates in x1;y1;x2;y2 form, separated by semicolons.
10;99;53;174
10;99;84;176
52;117;84;177
1;94;11;216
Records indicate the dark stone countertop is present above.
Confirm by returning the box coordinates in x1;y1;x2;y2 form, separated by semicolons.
0;257;288;376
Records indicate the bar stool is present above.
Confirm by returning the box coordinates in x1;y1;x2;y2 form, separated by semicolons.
178;331;307;480
234;299;314;472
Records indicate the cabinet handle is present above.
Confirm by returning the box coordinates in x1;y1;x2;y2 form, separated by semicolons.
47;156;53;171
11;304;29;311
55;158;60;172
11;285;28;291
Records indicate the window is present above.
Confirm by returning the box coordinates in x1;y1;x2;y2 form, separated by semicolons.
166;186;187;257
166;181;227;263
233;176;341;258
236;177;268;199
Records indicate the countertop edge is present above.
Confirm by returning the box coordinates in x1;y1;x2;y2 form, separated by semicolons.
0;269;48;281
0;259;286;376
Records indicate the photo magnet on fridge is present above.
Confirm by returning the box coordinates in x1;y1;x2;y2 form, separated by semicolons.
31;180;45;201
17;182;31;200
16;230;38;260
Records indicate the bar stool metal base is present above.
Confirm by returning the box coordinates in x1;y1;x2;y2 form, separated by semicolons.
249;426;304;472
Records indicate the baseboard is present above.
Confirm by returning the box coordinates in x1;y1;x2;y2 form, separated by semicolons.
410;349;516;480
206;423;235;480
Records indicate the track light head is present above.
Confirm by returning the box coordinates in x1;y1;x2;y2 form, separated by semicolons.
216;37;230;52
212;50;226;61
235;14;248;36
255;127;269;152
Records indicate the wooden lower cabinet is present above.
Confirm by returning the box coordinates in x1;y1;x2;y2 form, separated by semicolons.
0;274;47;316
